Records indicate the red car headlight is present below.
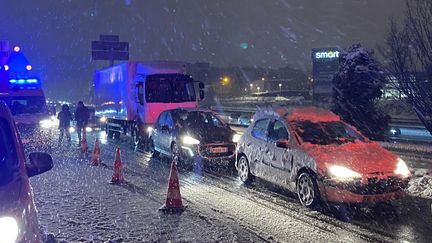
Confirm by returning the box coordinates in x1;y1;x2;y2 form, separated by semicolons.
328;165;362;181
395;158;410;178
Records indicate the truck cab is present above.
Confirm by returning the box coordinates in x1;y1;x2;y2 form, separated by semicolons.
94;61;204;147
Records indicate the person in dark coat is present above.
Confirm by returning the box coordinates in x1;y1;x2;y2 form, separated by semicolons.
75;101;89;144
58;104;72;144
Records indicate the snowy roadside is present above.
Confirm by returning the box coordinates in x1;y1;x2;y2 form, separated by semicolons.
30;145;263;242
379;142;432;200
406;169;432;200
380;141;432;154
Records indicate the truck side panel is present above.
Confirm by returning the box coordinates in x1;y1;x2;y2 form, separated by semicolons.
94;63;135;121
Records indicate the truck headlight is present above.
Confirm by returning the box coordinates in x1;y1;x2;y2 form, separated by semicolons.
328;165;362;180
0;216;19;243
99;117;107;123
395;158;410;178
232;134;241;143
182;135;200;145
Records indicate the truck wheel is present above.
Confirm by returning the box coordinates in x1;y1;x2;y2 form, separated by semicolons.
237;155;254;185
114;131;121;140
132;125;140;147
107;130;114;139
296;172;320;208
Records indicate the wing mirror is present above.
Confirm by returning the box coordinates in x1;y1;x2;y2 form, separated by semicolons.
26;152;53;177
198;82;205;100
199;82;205;89
276;139;290;149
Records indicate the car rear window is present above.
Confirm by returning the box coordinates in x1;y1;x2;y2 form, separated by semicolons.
0;118;19;186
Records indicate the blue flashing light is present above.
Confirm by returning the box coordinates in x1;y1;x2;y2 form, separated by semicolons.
9;78;40;85
27;78;38;83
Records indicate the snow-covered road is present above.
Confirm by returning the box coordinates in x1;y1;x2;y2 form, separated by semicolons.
28;131;432;242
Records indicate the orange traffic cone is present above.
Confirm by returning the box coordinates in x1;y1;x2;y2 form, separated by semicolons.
159;159;185;213
111;148;124;184
80;130;88;154
91;138;101;166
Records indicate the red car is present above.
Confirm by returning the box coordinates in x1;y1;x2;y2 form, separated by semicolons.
0;101;53;242
236;106;411;207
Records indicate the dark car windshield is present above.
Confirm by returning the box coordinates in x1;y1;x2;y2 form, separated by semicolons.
175;111;225;129
0;118;19;186
146;76;196;103
10;96;47;115
293;121;365;145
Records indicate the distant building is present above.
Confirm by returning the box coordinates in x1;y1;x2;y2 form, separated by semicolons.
311;47;341;106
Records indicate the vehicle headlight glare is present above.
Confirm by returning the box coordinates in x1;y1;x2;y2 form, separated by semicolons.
395;158;410;177
85;127;93;133
39;119;53;129
147;126;153;134
69;127;75;133
232;134;241;143
328;165;361;180
100;117;107;123
0;216;19;243
182;135;200;145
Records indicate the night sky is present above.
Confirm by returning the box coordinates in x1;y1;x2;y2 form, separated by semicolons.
0;0;405;101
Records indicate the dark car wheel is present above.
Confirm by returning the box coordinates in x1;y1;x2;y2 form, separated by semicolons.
297;172;320;208
171;142;193;170
171;142;180;161
237;155;254;185
149;137;159;158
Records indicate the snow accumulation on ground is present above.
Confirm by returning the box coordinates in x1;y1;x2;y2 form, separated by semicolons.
407;170;432;199
31;145;259;243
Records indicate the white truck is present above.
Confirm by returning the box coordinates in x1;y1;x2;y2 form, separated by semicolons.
94;61;204;147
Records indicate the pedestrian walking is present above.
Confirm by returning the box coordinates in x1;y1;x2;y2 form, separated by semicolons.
58;104;72;144
75;101;89;145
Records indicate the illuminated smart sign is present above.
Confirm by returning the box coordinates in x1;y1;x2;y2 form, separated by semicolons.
314;51;340;59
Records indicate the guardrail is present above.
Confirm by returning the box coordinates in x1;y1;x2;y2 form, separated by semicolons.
211;106;432;144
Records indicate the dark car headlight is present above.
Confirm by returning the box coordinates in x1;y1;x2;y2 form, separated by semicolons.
182;135;200;145
232;134;241;143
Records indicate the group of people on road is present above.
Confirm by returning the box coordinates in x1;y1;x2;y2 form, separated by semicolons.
57;101;90;145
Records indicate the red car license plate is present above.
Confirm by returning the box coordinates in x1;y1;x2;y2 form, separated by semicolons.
210;147;228;153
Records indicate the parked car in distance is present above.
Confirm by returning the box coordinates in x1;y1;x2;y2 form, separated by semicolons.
149;108;240;169
236;106;411;208
0;101;53;242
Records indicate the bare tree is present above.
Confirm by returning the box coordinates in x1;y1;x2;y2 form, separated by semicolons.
384;0;432;134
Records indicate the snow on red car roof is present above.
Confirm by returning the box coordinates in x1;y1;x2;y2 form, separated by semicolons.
288;106;340;123
252;106;340;123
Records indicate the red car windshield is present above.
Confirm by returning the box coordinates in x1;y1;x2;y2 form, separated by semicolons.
293;121;365;145
0;118;19;186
